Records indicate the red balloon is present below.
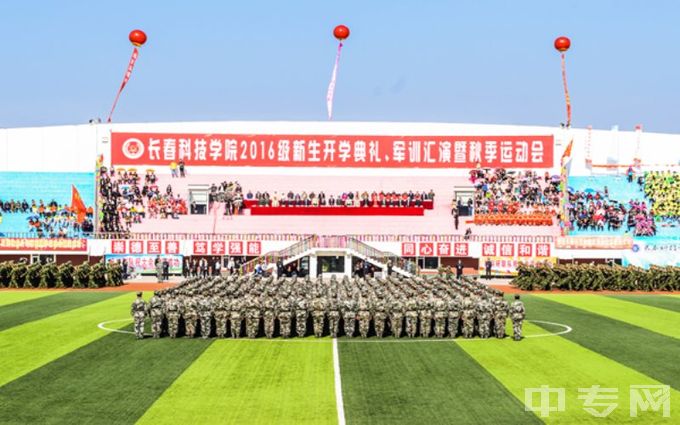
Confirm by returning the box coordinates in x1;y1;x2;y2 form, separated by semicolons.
129;29;147;47
333;25;350;41
554;36;571;52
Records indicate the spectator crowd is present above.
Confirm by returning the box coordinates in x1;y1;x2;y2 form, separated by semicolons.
0;198;94;238
643;171;680;227
470;168;559;226
99;167;188;234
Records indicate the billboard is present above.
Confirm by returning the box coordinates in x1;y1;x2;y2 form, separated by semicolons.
111;132;554;169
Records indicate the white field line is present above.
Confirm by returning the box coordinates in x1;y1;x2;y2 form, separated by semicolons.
333;338;346;425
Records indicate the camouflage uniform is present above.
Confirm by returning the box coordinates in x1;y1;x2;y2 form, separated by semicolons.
295;296;308;337
198;296;213;338
447;295;461;338
229;297;243;338
311;295;327;338
493;297;509;338
342;297;357;338
263;296;277;338
461;296;476;338
510;298;526;341
433;297;447;338
418;296;433;338
213;296;228;338
390;298;404;338
183;295;199;338
165;296;181;338
278;297;293;338
147;292;164;338
372;297;387;338
245;295;261;338
357;297;371;338
130;293;146;339
327;296;341;338
476;297;492;339
405;298;418;338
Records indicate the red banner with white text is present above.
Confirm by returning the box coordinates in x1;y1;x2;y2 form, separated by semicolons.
111;132;554;168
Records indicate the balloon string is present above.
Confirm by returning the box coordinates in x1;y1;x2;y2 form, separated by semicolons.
326;42;343;120
107;47;139;123
561;52;571;127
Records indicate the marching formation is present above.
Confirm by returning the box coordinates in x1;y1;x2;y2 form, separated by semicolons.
131;275;526;340
513;262;680;291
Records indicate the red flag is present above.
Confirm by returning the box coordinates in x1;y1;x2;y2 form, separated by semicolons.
71;185;87;224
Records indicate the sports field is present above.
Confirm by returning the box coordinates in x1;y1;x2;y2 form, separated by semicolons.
0;291;678;424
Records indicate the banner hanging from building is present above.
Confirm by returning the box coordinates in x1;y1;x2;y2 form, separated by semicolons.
0;238;88;252
112;132;554;168
105;254;183;275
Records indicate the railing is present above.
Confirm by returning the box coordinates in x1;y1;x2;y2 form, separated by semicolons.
347;237;409;271
0;231;557;244
240;236;318;273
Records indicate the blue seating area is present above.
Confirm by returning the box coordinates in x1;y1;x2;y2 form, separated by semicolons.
0;172;95;237
568;175;680;241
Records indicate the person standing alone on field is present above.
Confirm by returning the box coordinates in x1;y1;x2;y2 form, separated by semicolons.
456;260;464;279
510;294;525;341
131;292;147;339
485;258;493;279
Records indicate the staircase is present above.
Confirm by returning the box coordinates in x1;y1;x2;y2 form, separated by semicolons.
241;235;413;278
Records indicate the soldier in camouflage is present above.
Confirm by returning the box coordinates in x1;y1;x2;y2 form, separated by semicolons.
476;295;493;339
342;294;357;338
510;294;525;341
311;291;327;338
433;295;447;338
294;293;308;337
461;295;476;338
198;295;213;339
213;295;228;338
131;292;146;340
165;293;181;338
183;292;199;338
493;295;509;339
147;290;164;338
389;297;404;338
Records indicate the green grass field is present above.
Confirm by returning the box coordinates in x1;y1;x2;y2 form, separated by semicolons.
0;291;679;424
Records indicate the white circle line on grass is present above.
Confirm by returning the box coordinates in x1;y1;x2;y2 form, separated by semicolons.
97;319;571;341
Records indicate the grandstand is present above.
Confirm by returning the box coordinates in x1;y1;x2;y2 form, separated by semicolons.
1;120;679;274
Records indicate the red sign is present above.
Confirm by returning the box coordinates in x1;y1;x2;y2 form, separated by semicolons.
419;242;435;256
129;241;144;254
165;240;180;255
111;133;554;169
111;240;127;254
0;238;87;252
246;241;262;255
436;242;451;256
210;241;226;255
518;243;533;257
228;241;243;255
401;242;416;256
147;240;162;255
193;241;208;255
482;243;496;257
453;243;469;257
535;243;551;258
499;243;515;257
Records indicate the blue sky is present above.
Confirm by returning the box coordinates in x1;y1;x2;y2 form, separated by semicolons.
0;1;678;132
